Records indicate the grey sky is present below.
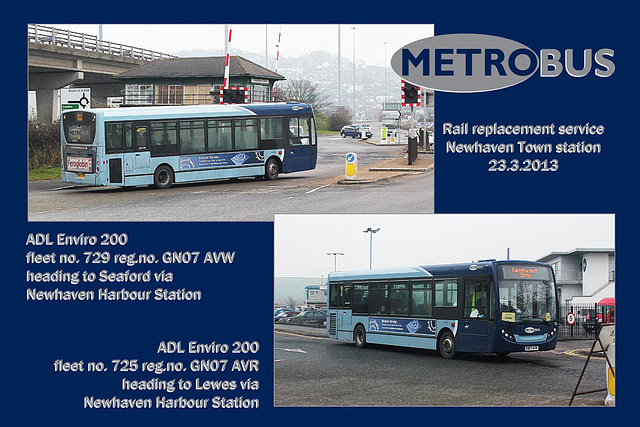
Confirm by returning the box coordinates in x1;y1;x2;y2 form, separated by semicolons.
274;214;615;278
41;24;434;67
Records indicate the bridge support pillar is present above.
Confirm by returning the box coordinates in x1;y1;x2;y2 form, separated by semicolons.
34;90;59;123
29;71;84;122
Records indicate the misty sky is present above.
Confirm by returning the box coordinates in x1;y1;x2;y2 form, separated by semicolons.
40;24;434;68
274;214;614;279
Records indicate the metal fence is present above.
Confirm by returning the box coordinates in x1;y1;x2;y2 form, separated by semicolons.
557;302;615;340
28;24;176;61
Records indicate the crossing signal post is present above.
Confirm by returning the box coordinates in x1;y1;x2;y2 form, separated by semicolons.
402;80;421;149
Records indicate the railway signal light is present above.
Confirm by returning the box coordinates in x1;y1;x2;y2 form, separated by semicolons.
221;87;247;104
401;81;421;106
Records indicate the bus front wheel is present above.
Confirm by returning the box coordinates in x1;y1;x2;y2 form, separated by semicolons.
438;331;456;359
154;165;174;189
265;158;280;180
354;324;367;348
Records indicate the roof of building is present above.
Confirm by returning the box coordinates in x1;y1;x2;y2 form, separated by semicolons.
116;56;285;81
536;248;615;263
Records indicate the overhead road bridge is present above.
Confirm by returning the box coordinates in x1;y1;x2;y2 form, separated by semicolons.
28;24;176;121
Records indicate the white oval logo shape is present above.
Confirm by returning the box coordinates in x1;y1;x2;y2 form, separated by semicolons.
524;327;535;334
391;34;538;93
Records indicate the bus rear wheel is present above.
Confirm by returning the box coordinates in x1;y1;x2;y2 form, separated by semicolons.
438;331;456;359
265;158;280;180
354;324;367;348
154;165;174;189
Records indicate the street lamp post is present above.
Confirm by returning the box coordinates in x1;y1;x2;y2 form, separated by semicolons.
383;41;387;103
363;227;380;269
351;26;357;119
327;252;344;272
337;25;341;107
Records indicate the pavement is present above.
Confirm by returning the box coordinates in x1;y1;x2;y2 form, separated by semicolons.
336;155;434;185
275;323;605;358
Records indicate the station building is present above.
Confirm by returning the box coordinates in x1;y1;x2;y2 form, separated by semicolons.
115;56;285;106
536;248;615;304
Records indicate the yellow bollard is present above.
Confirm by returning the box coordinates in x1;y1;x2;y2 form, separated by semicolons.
345;153;358;180
605;341;615;406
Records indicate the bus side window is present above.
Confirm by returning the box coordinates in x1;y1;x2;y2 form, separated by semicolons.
411;281;432;316
208;119;232;152
435;279;458;307
369;281;389;315
125;123;133;151
464;280;490;318
329;283;340;308
309;117;316;146
342;285;352;308
150;122;178;155
105;123;123;153
234;118;259;150
136;127;148;150
288;117;311;146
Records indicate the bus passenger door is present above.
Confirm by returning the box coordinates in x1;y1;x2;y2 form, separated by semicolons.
283;117;315;172
457;278;491;353
124;123;152;182
338;284;353;332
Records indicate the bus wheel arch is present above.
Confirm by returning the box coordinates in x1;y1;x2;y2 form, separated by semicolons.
437;329;456;359
354;323;367;348
264;156;281;180
154;164;175;189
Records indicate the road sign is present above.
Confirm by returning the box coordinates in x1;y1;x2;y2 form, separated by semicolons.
345;153;358;180
566;312;576;326
381;110;401;120
60;88;91;111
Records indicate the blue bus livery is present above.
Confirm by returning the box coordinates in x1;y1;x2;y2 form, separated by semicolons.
327;260;559;358
60;103;317;189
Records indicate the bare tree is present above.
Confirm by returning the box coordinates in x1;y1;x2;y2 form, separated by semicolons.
276;79;331;113
285;296;298;308
329;106;352;131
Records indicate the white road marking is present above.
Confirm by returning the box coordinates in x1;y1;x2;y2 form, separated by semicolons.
306;184;329;194
275;347;308;354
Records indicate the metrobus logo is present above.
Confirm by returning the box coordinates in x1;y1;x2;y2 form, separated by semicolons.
390;34;615;93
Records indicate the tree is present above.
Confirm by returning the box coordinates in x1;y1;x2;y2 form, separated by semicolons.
285;296;298;308
276;79;331;113
329;106;352;131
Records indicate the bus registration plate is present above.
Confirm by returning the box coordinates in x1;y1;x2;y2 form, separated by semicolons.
524;345;539;352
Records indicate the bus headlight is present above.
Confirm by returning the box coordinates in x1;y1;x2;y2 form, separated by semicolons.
501;329;514;341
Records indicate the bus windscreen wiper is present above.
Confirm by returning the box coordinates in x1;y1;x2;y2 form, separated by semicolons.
519;315;550;325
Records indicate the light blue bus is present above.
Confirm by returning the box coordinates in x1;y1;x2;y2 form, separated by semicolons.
327;260;559;358
60;103;317;189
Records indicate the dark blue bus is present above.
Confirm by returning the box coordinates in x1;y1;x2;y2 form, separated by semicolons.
327;260;559;358
61;102;317;189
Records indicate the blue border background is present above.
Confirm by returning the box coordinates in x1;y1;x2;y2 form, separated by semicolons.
6;2;636;424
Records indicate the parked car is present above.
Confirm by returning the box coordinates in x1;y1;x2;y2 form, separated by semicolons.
340;125;373;139
274;308;295;321
285;310;327;327
275;310;300;323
